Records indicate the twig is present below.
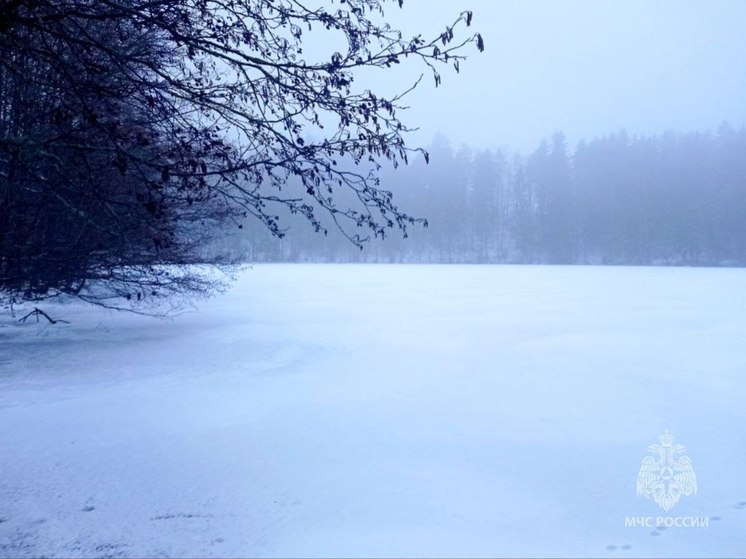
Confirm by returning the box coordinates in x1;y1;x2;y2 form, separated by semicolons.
18;307;70;324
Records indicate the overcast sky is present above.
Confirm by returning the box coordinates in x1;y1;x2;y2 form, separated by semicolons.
383;0;746;154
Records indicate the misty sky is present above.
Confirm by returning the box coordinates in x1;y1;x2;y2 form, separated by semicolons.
384;0;746;153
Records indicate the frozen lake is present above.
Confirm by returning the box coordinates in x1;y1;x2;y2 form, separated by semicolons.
1;264;745;557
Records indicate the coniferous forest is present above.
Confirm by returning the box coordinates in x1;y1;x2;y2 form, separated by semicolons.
222;124;746;266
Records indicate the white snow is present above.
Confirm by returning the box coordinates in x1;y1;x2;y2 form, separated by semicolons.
1;264;745;557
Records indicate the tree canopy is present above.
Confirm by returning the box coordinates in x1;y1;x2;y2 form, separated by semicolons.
0;0;482;309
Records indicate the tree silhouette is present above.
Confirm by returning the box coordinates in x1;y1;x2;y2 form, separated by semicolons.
0;0;483;308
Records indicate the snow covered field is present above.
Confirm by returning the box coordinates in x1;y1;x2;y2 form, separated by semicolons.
1;264;745;558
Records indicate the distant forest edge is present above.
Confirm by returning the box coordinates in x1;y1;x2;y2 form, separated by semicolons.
213;123;746;266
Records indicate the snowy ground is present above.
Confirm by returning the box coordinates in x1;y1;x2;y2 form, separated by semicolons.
1;264;745;558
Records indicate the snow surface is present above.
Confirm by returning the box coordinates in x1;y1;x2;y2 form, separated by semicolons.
1;264;746;558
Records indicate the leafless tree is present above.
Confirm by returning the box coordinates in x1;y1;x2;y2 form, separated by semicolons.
0;0;482;309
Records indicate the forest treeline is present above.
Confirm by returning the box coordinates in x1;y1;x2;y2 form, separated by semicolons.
219;123;746;266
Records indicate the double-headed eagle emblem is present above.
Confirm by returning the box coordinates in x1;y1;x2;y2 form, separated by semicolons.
636;431;697;511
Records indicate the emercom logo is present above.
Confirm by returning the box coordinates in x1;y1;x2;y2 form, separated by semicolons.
636;431;697;512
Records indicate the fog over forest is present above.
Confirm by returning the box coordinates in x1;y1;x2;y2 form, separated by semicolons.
215;123;746;266
210;0;746;267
